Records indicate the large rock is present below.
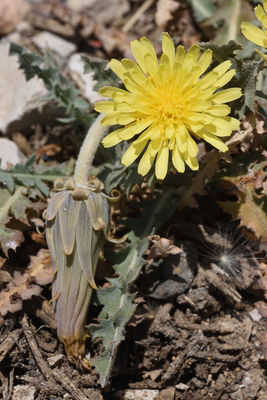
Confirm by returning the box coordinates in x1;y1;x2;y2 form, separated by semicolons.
0;42;47;134
32;31;77;59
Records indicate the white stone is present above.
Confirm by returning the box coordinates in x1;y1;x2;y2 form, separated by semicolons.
47;354;64;367
68;53;103;104
0;42;47;133
67;0;130;23
115;389;159;400
0;138;25;169
249;308;262;322
32;32;76;59
13;385;36;400
175;383;189;390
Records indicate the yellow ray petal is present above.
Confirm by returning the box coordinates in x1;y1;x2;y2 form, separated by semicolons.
175;45;186;62
172;145;185;173
212;88;242;104
102;119;151;147
109;59;126;80
118;119;153;140
138;139;161;176
98;86;132;101
183;151;199;170
155;142;169;179
214;69;236;88
131;37;158;76
102;129;125;147
207;104;231;116
198;71;219;90
211;60;232;77
176;125;188;153
241;23;267;47
198;131;228;152
255;5;267;28
121;59;147;84
101;112;137;126
211;116;240;131
121;138;148;166
144;53;158;76
187;135;199;157
197;49;212;75
162;32;175;66
187;44;200;63
181;54;195;73
130;39;147;74
95;101;134;113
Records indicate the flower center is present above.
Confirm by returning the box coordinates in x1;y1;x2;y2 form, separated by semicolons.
151;87;191;128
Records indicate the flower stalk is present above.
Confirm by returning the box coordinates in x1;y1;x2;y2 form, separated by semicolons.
74;114;108;187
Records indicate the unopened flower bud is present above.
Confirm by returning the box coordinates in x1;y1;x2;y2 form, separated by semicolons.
46;178;109;368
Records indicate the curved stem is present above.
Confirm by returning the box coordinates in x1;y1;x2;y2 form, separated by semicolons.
74;114;108;187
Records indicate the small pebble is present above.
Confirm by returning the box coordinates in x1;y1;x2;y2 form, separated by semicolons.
47;354;64;367
249;309;262;322
13;385;36;400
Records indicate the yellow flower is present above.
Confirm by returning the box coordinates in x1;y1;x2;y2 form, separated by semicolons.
95;33;242;180
241;0;267;60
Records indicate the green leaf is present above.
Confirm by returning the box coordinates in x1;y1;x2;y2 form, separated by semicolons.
200;40;242;62
9;42;43;80
189;0;216;22
0;156;72;196
89;236;149;387
82;56;121;91
232;58;263;117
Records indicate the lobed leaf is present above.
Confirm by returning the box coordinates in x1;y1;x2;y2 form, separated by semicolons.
82;56;121;91
89;236;148;387
0;155;71;196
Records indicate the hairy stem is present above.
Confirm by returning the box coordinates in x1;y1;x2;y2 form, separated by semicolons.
74;114;107;187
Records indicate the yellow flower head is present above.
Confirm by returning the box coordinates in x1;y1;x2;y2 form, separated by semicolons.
241;0;267;59
95;33;242;180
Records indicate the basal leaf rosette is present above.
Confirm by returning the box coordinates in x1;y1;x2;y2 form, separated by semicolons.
241;0;267;60
95;33;242;180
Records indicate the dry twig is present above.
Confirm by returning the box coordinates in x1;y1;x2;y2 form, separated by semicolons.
21;314;91;400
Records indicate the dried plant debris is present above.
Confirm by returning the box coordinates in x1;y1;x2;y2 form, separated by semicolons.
0;249;53;321
155;0;180;29
219;161;267;247
146;235;182;265
0;156;72;255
